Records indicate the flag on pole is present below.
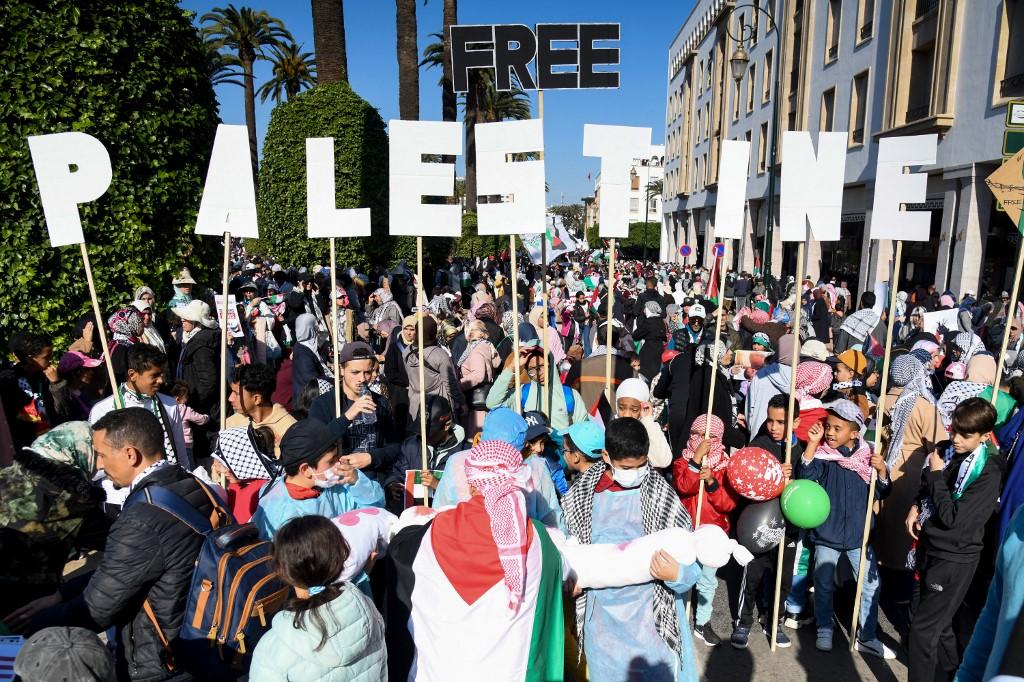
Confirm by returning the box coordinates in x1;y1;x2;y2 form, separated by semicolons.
523;214;584;265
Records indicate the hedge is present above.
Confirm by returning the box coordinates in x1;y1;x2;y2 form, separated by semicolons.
0;0;222;349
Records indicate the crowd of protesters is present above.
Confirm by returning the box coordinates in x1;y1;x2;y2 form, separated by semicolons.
1;244;1023;682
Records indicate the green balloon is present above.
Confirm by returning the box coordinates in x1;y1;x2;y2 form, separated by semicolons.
780;480;831;529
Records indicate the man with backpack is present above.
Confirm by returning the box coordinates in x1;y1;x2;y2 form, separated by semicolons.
8;407;221;681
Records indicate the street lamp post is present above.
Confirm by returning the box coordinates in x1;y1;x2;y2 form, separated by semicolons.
724;3;782;279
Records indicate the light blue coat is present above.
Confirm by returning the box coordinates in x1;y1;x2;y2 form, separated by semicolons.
249;583;386;682
251;473;385;540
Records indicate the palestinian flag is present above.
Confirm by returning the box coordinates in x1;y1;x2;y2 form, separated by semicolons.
387;497;564;682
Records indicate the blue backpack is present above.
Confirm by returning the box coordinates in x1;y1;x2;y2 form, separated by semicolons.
124;479;288;679
521;384;576;421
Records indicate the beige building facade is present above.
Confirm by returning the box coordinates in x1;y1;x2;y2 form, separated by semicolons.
662;0;1024;299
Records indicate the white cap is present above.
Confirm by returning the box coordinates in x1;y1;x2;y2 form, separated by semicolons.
689;303;707;319
616;378;650;404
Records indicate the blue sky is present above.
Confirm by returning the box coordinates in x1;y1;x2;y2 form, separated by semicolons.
179;0;693;206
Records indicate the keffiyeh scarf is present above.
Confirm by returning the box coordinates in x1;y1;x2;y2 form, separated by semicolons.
562;462;692;657
795;361;833;401
936;380;988;430
812;438;875;483
213;425;278;481
886;354;936;466
108;308;142;345
841;307;881;342
953;331;985;364
464;440;532;613
367;288;402;327
682;414;727;471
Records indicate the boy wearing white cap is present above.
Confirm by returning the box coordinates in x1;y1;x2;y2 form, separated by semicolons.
615;378;672;469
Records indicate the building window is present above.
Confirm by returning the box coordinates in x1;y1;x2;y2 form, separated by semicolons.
850;70;868;145
821;87;836;131
763;50;773;102
857;0;875;42
703;154;709;187
705;103;711;139
907;45;934;121
630;198;640;213
747;64;756;112
825;0;841;63
758;122;768;173
698;61;704;94
693;158;700;193
695;108;702;142
751;1;760;43
789;16;803;94
1000;0;1024;98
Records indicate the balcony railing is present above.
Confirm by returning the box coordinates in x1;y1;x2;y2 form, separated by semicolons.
860;22;873;40
906;104;930;121
1001;72;1024;97
852;127;865;144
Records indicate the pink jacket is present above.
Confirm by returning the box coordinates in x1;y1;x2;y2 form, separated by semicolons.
176;403;210;448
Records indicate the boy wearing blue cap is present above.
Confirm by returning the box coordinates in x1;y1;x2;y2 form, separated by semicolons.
564;420;605;478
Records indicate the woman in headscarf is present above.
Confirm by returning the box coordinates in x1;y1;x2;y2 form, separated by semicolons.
382;315;416;437
874;354;943;572
528;305;567;365
494;311;525;364
633;300;669;383
291;312;332;411
0;422;109;616
898;306;935;348
366;287;404;330
457;320;501;439
935;355;997;430
106;307;143;385
131;300;167;353
485;345;588;432
557;306;582;356
951;331;987;366
473;300;504;349
403;315;465;420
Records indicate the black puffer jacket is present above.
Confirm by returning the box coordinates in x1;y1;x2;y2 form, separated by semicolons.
31;465;217;681
177;327;220;420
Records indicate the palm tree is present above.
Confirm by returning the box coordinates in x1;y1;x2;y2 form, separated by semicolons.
201;5;293;180
464;70;532;211
441;0;458;123
396;0;419;120
311;0;348;83
206;43;244;87
257;43;317;104
645;178;664;204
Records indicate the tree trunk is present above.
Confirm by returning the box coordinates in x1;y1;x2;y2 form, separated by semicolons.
311;0;348;84
242;54;259;185
464;71;479;213
442;0;458;123
395;0;419;120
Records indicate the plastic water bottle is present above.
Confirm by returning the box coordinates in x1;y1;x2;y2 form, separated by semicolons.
359;384;377;426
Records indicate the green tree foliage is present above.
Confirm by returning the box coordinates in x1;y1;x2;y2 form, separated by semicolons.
585;222;661;252
254;81;446;271
451;213;506;259
0;0;221;348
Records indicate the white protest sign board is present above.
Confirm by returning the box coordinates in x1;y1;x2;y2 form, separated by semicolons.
583;124;652;239
195;124;259;238
921;308;961;334
713;139;751;239
780;131;847;242
28;132;113;247
213;294;244;338
306;137;371;238
870;134;938;241
476;119;546;235
388;120;462;237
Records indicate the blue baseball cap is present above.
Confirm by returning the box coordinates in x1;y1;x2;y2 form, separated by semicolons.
566;420;605;460
482;407;528;451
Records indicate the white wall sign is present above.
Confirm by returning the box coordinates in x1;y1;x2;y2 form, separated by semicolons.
780;131;847;242
713;139;751;239
388;120;462;237
195;124;259;238
306;137;371;238
28;132;113;247
475;119;546;235
870;134;938;241
582;124;652;239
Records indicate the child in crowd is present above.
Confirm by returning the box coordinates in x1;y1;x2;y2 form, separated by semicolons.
800;399;894;658
170;381;209;463
250;516;386;681
562;419;605;482
671;414;738;648
906;398;1003;682
616;377;673;469
731;394;802;648
562;417;702;681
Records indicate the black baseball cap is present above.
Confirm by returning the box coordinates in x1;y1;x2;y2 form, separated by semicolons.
279;420;338;468
523;411;550;442
338;341;375;364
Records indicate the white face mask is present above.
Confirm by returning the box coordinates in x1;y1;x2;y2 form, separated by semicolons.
610;463;649;489
313;465;342;489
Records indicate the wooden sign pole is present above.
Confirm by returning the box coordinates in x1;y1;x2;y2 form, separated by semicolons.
848;240;903;650
769;240;805;650
79;243;122;409
992;245;1024;400
330;238;342;419
416;237;429;505
694;240;730;527
511;236;523;413
219;232;231;430
604;239;617;400
539;89;550;418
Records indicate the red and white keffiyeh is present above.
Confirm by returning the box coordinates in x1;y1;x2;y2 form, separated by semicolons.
682;414;727;471
795;361;833;401
464;440;531;613
812;438;874;483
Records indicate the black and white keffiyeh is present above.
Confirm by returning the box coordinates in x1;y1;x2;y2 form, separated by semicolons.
886;355;935;467
213;425;278;481
841;307;881;342
561;463;692;658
